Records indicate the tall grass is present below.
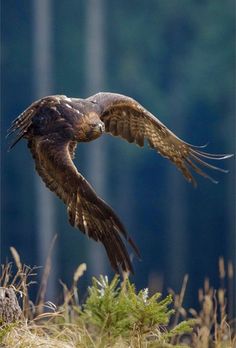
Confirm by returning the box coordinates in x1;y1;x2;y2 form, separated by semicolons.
0;248;235;348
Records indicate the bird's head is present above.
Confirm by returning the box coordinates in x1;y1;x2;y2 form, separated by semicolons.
56;97;105;142
75;111;105;142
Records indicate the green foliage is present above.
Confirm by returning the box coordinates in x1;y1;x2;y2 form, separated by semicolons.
0;274;195;347
80;275;193;346
165;320;195;338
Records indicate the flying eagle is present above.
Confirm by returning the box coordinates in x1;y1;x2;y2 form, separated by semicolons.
7;93;232;273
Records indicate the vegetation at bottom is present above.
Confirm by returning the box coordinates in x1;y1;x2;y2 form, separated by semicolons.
0;247;235;348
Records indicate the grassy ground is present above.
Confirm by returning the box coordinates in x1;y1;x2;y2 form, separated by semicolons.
0;248;235;348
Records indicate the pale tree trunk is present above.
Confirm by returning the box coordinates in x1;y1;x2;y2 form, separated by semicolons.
226;113;235;319
85;0;107;275
165;89;187;289
32;0;57;300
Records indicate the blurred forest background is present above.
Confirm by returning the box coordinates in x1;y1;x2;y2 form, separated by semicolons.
1;0;235;311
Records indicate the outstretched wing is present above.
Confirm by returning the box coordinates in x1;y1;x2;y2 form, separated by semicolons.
88;92;232;186
28;135;139;273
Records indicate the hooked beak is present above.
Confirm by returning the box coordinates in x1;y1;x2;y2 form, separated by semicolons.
85;121;105;140
99;122;105;133
93;122;105;133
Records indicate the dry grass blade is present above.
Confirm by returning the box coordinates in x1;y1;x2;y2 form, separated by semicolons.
0;263;12;287
35;234;57;315
34;311;63;321
227;260;235;322
1;322;74;348
10;247;22;270
172;274;189;324
10;247;33;318
70;263;87;306
170;274;189;345
73;263;87;286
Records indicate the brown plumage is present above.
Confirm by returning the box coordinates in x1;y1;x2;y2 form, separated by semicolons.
7;93;232;273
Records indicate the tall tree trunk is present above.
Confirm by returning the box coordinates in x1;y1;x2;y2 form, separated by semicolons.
165;89;187;289
85;0;107;275
32;0;57;300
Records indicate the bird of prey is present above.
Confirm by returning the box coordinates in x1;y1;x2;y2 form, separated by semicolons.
7;93;232;273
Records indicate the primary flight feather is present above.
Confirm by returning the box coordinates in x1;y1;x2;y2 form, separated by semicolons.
7;93;232;273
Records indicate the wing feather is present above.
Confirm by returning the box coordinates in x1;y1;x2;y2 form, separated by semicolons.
28;135;139;273
87;92;232;186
